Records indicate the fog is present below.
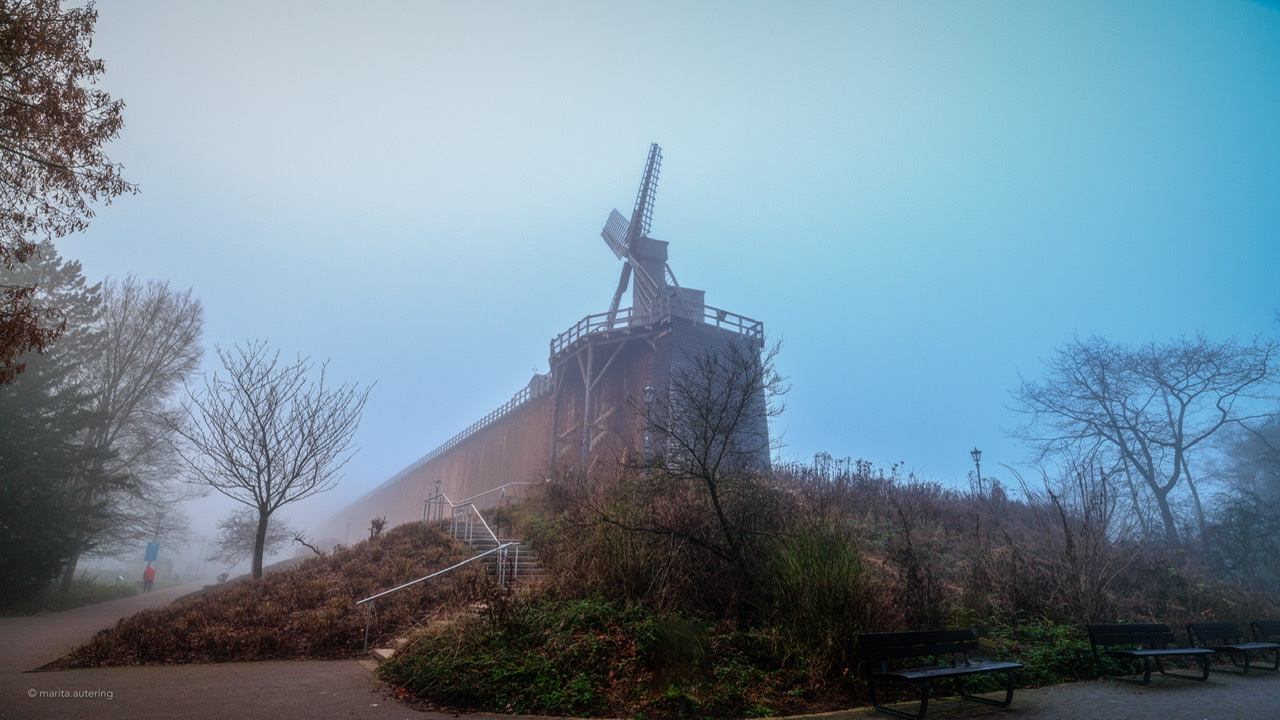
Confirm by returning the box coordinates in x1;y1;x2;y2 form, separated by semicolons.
50;1;1280;568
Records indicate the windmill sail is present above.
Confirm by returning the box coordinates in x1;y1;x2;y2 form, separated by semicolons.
600;143;682;321
601;209;629;260
625;144;662;247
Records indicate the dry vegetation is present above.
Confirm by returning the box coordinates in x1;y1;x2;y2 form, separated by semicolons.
46;522;479;668
44;456;1278;718
377;457;1280;718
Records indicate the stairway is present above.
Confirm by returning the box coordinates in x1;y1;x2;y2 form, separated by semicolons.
368;528;547;667
446;528;548;585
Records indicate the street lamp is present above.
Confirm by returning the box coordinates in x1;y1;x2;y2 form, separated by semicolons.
642;386;656;468
970;447;982;495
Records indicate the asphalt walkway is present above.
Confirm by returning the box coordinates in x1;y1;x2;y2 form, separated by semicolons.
1;588;1277;719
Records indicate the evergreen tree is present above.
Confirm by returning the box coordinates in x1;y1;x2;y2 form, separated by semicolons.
0;242;111;601
0;323;116;605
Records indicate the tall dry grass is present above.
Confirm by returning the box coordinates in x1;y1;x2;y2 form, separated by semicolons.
521;455;1279;677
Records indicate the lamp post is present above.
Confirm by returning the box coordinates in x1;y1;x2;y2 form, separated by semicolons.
970;447;982;495
642;385;656;470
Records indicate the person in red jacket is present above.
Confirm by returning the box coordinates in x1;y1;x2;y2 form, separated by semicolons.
142;564;155;592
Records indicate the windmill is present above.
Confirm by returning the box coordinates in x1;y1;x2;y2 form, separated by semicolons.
600;143;693;323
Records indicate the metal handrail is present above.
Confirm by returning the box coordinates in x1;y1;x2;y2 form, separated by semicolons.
361;484;542;651
424;482;540;542
424;483;538;589
455;481;541;508
454;504;498;546
357;541;516;650
357;542;515;606
422;491;453;523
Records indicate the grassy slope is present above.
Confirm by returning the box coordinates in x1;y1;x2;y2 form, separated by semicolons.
46;522;475;668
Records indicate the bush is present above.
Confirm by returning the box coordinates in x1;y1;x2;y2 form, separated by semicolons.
762;521;888;679
985;617;1096;685
381;595;653;716
380;594;856;719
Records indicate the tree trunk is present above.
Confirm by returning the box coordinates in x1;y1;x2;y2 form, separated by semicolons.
251;510;270;579
58;548;83;593
1152;486;1181;547
1185;468;1207;539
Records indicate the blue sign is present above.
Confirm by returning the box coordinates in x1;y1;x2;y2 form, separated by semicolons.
144;542;160;562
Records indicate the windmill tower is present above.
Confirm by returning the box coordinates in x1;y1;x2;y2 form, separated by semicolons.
547;143;763;470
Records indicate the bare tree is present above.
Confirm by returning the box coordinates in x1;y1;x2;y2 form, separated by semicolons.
57;275;203;590
648;338;787;481
175;341;372;578
641;338;788;595
207;507;297;567
1011;333;1278;547
1214;410;1280;504
1;1;136;382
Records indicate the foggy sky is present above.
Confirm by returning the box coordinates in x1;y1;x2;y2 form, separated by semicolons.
58;0;1280;540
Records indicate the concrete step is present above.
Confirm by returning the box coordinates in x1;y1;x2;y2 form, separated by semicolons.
369;637;409;665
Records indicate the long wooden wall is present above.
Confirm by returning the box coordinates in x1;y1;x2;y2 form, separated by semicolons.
319;391;555;544
321;313;764;545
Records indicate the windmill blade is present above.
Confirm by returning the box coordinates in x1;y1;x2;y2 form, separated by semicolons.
629;259;662;312
608;263;632;316
600;209;629;259
664;263;694;317
623;143;661;248
600;143;665;320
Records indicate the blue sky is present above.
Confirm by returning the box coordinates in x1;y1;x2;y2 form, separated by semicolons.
61;1;1280;531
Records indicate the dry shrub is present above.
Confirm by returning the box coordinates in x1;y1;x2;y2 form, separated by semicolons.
45;521;477;668
530;466;765;616
527;463;901;682
772;457;1280;633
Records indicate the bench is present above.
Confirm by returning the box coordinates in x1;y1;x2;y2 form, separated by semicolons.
859;628;1022;719
1186;621;1280;674
1253;619;1280;644
1086;623;1214;684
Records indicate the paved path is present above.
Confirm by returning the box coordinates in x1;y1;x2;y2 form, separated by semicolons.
2;589;1277;719
796;672;1280;720
0;586;441;720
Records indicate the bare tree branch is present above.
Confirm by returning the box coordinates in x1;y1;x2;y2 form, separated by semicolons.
173;340;372;578
1010;333;1279;546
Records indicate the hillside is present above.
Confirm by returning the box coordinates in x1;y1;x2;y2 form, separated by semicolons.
45;522;477;668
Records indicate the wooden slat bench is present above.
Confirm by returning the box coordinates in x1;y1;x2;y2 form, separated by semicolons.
1086;623;1214;684
859;628;1022;719
1186;621;1280;674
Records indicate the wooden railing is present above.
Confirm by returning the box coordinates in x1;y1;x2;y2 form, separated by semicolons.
698;304;764;341
550;297;762;357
